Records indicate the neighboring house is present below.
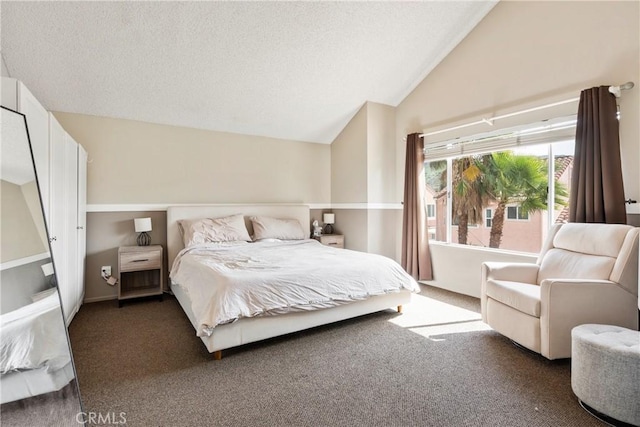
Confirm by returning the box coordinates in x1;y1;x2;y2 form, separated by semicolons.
424;186;439;240
429;156;573;254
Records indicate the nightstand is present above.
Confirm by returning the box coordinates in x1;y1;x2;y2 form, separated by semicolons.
313;234;344;249
118;245;163;307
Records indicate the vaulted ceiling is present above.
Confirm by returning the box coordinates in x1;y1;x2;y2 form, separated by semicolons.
1;1;496;144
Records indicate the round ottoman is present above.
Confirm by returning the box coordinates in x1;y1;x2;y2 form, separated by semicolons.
571;324;640;426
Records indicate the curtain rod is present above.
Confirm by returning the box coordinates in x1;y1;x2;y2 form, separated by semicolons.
608;81;634;98
419;81;635;139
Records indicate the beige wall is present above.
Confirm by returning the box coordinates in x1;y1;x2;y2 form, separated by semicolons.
331;104;368;204
366;209;399;260
1;180;47;263
331;210;368;253
331;101;398;205
394;0;639;296
53;112;331;205
366;103;396;204
330;101;400;259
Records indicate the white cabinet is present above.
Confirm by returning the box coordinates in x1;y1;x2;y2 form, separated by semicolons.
77;145;87;313
49;113;86;324
1;76;87;325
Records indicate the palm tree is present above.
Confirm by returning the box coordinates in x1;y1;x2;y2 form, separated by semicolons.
479;152;568;249
452;157;487;245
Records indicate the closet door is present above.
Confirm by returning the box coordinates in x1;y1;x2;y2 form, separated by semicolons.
64;133;79;324
77;145;87;310
18;83;50;220
48;114;72;322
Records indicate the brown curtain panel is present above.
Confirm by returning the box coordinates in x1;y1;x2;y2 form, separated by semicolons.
401;133;432;281
569;86;626;223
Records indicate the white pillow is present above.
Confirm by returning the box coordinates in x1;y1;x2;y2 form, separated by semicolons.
250;216;306;241
178;214;251;247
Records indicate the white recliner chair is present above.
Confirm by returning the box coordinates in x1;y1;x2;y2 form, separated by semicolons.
481;222;639;360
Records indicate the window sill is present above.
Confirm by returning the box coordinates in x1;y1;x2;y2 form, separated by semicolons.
427;240;538;258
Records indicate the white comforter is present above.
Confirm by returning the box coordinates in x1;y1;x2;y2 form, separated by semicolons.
170;239;420;337
0;290;71;374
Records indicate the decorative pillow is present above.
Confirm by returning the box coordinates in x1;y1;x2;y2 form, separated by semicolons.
178;214;251;247
250;216;306;241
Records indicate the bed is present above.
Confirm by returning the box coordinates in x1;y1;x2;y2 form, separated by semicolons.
167;204;419;359
0;289;75;404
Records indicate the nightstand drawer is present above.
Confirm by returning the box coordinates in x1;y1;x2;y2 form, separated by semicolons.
118;245;164;306
315;235;344;248
119;248;161;272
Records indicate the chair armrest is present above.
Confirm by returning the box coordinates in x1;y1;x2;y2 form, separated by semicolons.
539;279;638;359
482;262;539;283
481;262;540;321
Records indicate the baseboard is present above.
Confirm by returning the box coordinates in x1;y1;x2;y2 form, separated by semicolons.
83;295;118;303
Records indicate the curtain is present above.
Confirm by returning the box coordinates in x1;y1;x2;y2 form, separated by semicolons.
569;86;626;223
401;133;432;281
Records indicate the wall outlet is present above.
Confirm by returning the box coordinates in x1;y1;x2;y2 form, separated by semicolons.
101;266;112;277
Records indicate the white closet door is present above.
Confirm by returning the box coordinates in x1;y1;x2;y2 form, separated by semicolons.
64;133;79;324
48;114;71;321
77;145;87;310
18;83;50;220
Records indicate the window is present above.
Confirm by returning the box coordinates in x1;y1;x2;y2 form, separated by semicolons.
424;160;447;242
485;209;493;228
426;204;436;218
507;206;528;220
423;117;575;254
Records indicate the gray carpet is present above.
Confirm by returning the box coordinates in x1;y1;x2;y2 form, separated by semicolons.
68;285;602;427
0;380;83;427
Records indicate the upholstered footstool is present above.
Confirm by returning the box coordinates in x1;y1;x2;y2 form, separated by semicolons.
571;324;640;426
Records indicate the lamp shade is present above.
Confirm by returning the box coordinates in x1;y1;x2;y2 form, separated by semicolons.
323;213;335;224
134;217;152;233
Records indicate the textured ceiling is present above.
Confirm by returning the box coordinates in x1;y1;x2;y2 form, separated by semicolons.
1;1;496;144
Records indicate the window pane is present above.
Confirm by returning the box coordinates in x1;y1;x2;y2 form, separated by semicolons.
424;160;447;242
423;138;574;253
451;156;484;245
544;140;574;243
517;208;529;220
484;144;572;253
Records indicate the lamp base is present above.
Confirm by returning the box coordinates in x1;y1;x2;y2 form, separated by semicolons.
323;224;334;235
137;232;151;246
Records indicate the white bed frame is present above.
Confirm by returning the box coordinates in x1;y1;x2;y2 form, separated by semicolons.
167;204;412;359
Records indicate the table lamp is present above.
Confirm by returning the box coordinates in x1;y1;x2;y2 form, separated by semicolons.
134;217;152;246
323;213;335;235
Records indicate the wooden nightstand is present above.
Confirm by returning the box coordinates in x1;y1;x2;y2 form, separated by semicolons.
313;234;344;249
118;245;163;307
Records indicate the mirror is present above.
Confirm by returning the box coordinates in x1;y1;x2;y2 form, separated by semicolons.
0;106;84;425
